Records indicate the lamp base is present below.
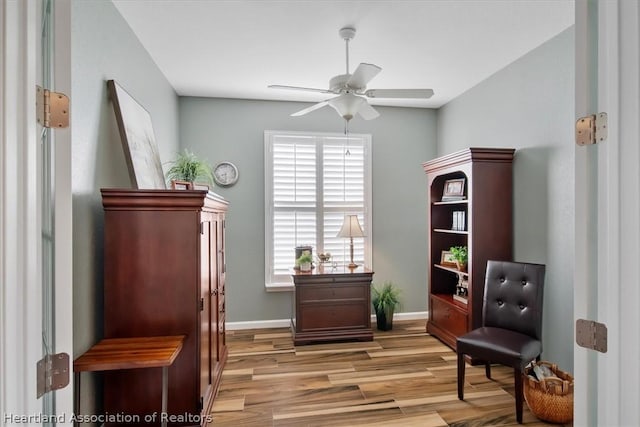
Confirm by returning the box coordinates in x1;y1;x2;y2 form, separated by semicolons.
347;263;358;269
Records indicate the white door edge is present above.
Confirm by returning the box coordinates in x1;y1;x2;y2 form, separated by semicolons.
574;0;598;422
0;0;43;421
53;0;74;422
575;1;640;425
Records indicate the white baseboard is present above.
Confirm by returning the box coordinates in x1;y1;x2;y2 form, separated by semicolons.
227;319;291;330
226;311;428;331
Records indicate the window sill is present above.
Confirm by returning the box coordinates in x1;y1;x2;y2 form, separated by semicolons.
265;282;294;292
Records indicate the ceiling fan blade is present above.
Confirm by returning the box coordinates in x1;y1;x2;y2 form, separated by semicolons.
347;63;382;89
364;88;434;99
357;102;380;120
291;101;330;117
269;84;333;94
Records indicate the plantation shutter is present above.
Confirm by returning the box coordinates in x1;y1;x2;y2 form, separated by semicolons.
265;131;372;288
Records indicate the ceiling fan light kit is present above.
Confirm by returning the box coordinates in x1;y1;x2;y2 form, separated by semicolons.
268;26;433;122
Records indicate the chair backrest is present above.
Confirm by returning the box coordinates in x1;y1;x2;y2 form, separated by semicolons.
482;260;546;340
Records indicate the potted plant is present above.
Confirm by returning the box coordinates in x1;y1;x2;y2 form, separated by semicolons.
371;281;401;331
296;250;313;272
450;245;468;272
166;149;214;188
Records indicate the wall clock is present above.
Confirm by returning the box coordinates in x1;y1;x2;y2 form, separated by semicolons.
213;161;239;187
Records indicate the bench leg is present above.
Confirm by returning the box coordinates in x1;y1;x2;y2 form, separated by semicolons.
161;366;168;427
74;372;81;427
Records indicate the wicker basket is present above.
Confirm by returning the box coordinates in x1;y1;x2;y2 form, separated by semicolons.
523;361;574;424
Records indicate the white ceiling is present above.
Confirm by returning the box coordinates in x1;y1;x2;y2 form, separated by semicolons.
113;0;574;109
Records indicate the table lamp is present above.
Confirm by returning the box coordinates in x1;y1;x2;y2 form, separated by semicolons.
336;214;364;268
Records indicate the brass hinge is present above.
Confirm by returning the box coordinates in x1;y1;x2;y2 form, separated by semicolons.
36;353;70;398
199;298;204;311
36;86;69;128
576;112;607;146
576;319;608;353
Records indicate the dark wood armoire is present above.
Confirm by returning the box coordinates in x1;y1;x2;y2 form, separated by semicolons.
101;189;228;424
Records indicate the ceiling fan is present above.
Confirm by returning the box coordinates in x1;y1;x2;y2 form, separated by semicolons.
269;27;434;122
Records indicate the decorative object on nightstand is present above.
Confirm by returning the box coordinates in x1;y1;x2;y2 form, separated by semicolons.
337;214;364;268
317;252;332;265
213;161;239;187
296;250;313;272
294;245;313;270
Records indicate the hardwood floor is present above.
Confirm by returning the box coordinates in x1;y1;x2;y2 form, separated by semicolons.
210;320;570;426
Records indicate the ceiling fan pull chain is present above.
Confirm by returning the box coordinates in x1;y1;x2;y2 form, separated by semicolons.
345;37;350;75
344;122;351;156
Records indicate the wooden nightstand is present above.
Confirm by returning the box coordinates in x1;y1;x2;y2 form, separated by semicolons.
291;266;374;345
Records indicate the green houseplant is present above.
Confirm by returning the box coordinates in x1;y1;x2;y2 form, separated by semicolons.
296;250;313;272
166;149;214;187
371;281;401;331
449;245;468;272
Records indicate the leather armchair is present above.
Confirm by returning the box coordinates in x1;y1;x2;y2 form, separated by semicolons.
456;260;546;424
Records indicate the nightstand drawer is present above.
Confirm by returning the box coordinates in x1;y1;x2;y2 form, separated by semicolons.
431;297;467;337
299;285;367;303
298;303;368;331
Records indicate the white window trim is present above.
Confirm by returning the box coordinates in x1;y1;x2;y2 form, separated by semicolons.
264;130;372;291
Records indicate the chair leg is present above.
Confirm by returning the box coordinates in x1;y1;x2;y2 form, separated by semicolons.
485;362;491;379
514;368;523;424
457;352;465;400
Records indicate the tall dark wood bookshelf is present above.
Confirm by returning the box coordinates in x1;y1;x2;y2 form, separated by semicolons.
422;148;515;350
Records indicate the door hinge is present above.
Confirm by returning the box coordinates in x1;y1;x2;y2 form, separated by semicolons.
576;318;608;353
36;353;70;398
36;86;69;128
199;298;204;311
576;112;607;146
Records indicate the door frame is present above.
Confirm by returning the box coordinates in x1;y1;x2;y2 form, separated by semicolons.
0;0;73;421
574;0;640;425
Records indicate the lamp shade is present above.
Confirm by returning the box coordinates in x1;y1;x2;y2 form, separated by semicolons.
328;93;366;122
336;214;365;238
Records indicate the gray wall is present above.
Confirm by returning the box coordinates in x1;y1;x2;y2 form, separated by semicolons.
71;0;179;413
437;28;575;370
179;98;436;321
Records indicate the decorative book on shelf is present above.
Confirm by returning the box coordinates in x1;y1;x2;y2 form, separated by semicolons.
452;211;466;231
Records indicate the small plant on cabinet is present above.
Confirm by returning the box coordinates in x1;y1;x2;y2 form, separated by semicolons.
166;149;214;188
296;250;313;272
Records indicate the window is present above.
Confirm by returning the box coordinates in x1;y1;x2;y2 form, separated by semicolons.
264;131;372;289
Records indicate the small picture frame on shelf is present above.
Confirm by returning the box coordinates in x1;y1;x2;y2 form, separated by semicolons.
171;180;192;190
442;178;466;201
440;250;457;267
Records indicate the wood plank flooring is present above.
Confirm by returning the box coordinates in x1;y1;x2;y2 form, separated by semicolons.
210;320;570;426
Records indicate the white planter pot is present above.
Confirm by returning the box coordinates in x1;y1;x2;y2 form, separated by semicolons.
300;262;312;272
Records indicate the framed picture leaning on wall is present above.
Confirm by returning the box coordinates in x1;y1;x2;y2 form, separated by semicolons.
107;79;166;189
